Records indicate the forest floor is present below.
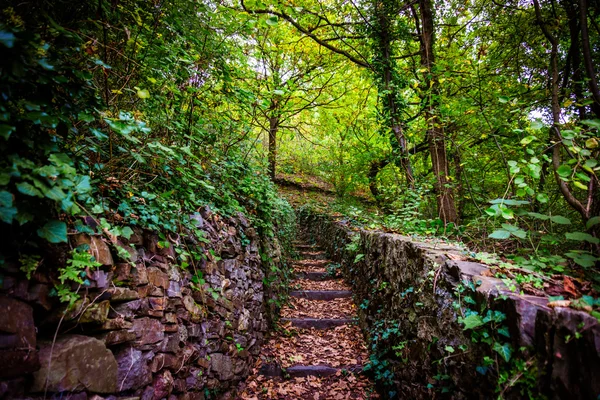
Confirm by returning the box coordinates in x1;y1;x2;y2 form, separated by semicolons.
236;240;378;399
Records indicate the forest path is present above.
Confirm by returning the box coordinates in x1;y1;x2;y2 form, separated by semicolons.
237;241;378;399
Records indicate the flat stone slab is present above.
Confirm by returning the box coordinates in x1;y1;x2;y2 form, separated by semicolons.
298;251;328;260
294;244;321;250
281;318;356;329
296;271;338;281
259;364;364;378
290;290;352;300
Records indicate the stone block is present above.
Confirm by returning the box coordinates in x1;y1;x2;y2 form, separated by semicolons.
32;335;117;393
133;317;164;345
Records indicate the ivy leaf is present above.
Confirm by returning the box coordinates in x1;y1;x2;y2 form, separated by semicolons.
492;342;512;362
565;232;600;244
0;124;15;140
461;314;485;330
0;31;16;48
121;226;134;239
37;59;55;70
0;191;17;224
489;229;510;239
16;182;43;197
550;215;571;225
37;220;67;243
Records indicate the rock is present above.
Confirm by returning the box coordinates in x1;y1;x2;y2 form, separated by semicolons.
147;267;170;289
132;263;149;286
110;299;143;320
115;346;153;391
152;370;174;400
167;280;182;298
133;318;164;345
98;330;137;346
149;297;166;311
79;300;110;324
114;263;132;282
100;317;133;331
72;234;114;266
0;297;36;348
238;310;251;331
182;295;205;323
108;287;139;302
210;353;233;380
0;297;39;378
88;270;112;290
32;335;117;393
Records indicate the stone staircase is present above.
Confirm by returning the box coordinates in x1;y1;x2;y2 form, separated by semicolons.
238;240;376;399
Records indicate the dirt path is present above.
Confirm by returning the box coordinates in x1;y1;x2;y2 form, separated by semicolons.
237;241;378;399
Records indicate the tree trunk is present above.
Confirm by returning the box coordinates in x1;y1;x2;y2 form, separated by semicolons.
268;116;278;181
418;0;458;224
374;1;415;187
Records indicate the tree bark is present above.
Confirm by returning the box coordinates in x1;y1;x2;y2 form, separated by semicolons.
418;0;458;224
268;115;278;181
374;0;415;187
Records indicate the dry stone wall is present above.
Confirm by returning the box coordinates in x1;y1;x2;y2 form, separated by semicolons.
0;207;282;400
299;210;600;399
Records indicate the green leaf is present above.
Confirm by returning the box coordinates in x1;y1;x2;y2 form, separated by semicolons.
498;96;510;103
489;230;510;239
136;89;150;99
565;232;600;244
121;226;134;239
37;220;67;243
0;191;12;208
0;31;16;48
461;314;485;330
16;182;43;197
444;346;455;353
536;193;549;203
266;16;279;26
0;205;17;224
581;119;600;129
45;186;66;201
0;124;15;140
550;215;571;225
492;342;512;362
528;212;549;220
520;136;537;145
586;216;600;230
530;120;543;130
500;208;514;219
37;59;54;70
485;206;499;217
556;164;572;178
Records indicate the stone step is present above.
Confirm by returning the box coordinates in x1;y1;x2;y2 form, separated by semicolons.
259;363;364;378
290;290;352;300
298;251;328;260
294;243;320;250
295;271;338;281
280;318;356;329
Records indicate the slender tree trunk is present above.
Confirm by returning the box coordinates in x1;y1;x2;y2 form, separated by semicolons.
374;1;415;187
579;0;600;118
418;0;458;224
268;115;278;180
